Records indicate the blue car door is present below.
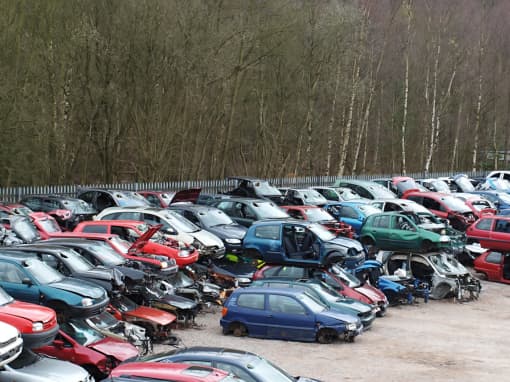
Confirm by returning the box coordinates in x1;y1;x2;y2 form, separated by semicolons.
232;293;269;337
338;206;363;234
0;262;40;304
266;294;316;341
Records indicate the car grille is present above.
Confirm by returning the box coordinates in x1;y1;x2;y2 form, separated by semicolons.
0;337;17;347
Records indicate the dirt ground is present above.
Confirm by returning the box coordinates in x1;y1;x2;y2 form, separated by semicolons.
154;278;509;382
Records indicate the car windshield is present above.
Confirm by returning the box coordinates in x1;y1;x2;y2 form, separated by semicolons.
244;356;295;381
198;209;234;227
161;210;201;233
428;179;451;193
253;202;289;219
396;179;424;193
86;311;119;330
37;217;61;233
307;223;336;241
85;243;125;265
304;208;334;222
297;292;327;313
416;212;441;225
358;204;382;216
334;188;361;201
367;184;397;199
300;190;328;204
62;318;104;346
60;249;94;272
10;206;33;216
0;287;13;305
253;181;282;196
115;295;137;312
24;259;64;284
10;216;40;242
109;235;132;253
428;254;464;274
454;176;475;192
440;196;471;212
61;199;96;214
307;282;341;303
329;264;361;288
471;200;492;211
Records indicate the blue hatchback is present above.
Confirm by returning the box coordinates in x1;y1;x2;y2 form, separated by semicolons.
220;287;362;343
322;201;382;236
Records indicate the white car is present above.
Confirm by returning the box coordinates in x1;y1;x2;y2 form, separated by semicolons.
0;321;23;367
0;349;94;382
95;206;225;258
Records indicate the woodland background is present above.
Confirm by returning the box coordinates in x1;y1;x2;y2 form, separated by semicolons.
1;0;509;187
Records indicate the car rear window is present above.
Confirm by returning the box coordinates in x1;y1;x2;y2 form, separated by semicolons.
254;225;280;240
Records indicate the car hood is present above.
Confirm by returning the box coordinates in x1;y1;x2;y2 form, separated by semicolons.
319;309;359;324
334;298;372;314
50;278;105;299
189;229;225;247
89;337;139;361
328;236;364;251
114;265;145;282
129;225;161;252
124;305;176;325
3;300;55;323
16;354;91;380
355;284;385;303
206;224;247;240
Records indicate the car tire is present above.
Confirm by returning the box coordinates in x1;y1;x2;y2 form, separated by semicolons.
317;328;336;344
232;322;248;337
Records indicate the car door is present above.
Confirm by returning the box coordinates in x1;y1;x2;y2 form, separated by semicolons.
0;262;40;304
489;219;510;251
233;292;268;337
477;251;503;281
389;215;420;249
338;206;362;233
266;294;315;341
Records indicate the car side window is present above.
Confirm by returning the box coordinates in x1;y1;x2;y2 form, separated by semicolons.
372;215;390;228
269;295;306;315
407;195;423;204
215;363;256;382
287;209;303;219
422;197;441;211
78;191;95;204
22;197;42;210
494;220;510;233
144;194;160;207
475;218;492;231
237;293;265;309
0;263;26;283
323;189;339;201
216;201;234;212
486;252;502;264
339;206;358;219
254;225;280;240
82;225;108;234
276;266;305;278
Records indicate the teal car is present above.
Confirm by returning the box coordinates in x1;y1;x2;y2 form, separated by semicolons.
360;212;454;252
0;253;109;320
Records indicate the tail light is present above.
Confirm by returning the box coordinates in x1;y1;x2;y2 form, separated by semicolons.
221;307;228;317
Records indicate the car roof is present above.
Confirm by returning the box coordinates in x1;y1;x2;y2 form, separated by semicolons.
168;204;216;213
250;218;305;226
234;286;304;296
78;219;146;227
213;197;269;203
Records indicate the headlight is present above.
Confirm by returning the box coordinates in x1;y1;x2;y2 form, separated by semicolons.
160;261;168;268
192;239;203;249
225;238;241;244
347;323;356;331
178;250;191;257
236;277;251;284
81;298;93;307
439;235;450;243
440;229;447;235
32;322;44;332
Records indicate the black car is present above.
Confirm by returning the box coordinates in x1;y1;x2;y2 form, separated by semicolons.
223;177;285;205
0;244;125;296
76;189;151;212
19;194;96;230
168;205;247;254
140;346;322;382
210;197;290;227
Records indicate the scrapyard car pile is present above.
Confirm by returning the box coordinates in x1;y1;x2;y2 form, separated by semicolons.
0;171;502;380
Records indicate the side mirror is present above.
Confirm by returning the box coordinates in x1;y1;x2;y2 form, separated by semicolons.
53;339;65;348
22;278;32;286
164;227;177;235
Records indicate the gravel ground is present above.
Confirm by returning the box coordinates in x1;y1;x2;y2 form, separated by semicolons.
154;279;509;382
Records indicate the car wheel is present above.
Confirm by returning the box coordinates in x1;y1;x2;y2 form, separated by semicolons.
232;323;248;337
317;328;336;344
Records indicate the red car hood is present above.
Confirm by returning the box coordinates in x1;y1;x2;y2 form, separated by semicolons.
355;284;386;303
170;188;201;204
89;337;139;361
124;305;176;325
129;224;161;252
3;300;55;323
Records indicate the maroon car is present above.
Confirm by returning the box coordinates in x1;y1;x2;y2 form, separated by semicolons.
474;250;510;284
36;318;139;379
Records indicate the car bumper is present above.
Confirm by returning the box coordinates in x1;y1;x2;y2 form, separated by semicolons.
22;324;59;348
0;335;23;368
200;246;226;259
69;298;110;318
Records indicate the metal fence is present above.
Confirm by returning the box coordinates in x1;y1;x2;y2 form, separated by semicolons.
0;170;488;203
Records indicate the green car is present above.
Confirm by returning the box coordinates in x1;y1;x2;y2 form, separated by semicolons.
360;212;456;252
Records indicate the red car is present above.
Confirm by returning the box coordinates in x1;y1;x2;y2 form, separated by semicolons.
402;191;476;231
453;193;497;218
466;216;510;251
474;250;510;284
36;319;139;379
73;220;199;267
138;188;201;208
280;205;354;238
0;286;58;348
106;295;177;342
253;264;388;316
105;362;240;382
